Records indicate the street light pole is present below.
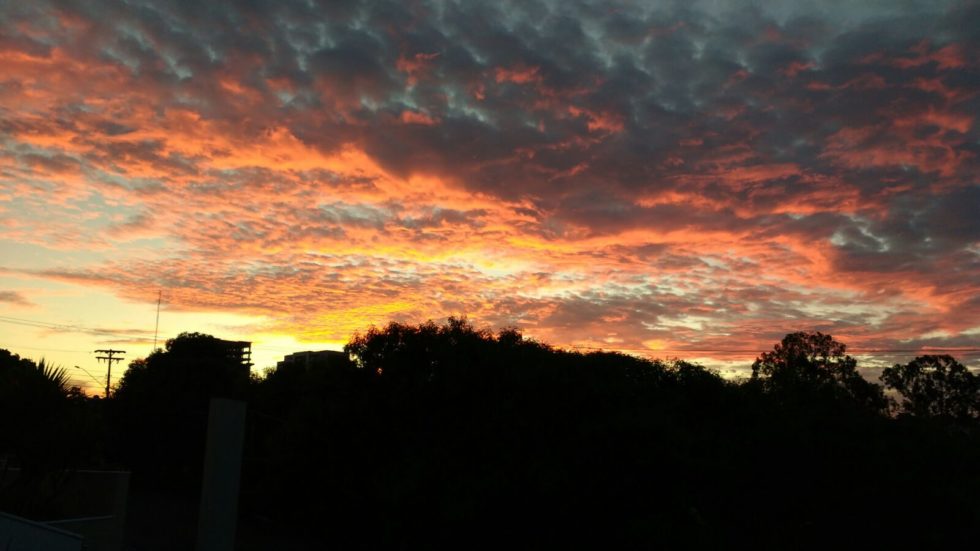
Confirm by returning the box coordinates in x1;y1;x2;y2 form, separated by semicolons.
74;365;105;396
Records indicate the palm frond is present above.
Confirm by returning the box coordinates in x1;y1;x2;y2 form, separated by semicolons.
36;358;70;393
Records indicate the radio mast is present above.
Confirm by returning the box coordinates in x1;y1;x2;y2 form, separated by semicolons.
153;290;162;351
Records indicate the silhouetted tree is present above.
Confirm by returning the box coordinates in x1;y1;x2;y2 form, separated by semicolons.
246;318;735;548
881;355;979;420
751;331;886;410
1;352;73;472
101;323;980;549
0;350;104;517
110;332;249;490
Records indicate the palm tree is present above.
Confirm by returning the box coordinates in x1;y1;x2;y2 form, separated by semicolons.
36;358;70;394
0;352;80;517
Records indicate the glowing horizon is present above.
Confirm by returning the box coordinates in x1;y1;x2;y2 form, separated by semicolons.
2;0;978;392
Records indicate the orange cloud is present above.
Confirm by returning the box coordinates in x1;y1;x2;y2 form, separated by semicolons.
399;110;438;125
494;65;542;85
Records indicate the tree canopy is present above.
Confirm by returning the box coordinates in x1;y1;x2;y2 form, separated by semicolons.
9;324;979;548
0;350;102;517
110;332;249;489
751;331;886;410
881;354;980;420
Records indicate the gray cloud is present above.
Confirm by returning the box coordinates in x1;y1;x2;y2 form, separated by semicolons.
0;291;33;306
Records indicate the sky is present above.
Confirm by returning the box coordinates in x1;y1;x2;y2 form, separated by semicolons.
1;0;979;392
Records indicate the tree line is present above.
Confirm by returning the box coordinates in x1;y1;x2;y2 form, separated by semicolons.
1;320;978;548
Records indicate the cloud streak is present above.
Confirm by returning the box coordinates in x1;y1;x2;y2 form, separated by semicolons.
0;291;33;307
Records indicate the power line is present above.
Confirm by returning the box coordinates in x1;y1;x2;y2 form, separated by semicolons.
0;315;153;342
3;314;977;359
567;345;980;355
0;316;72;330
0;342;91;354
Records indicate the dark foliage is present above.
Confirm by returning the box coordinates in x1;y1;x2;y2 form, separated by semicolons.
882;354;980;420
238;322;978;549
109;332;249;491
7;324;979;548
0;350;105;517
751;330;888;412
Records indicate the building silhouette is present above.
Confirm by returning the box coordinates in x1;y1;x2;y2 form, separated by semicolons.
216;339;252;373
276;350;346;371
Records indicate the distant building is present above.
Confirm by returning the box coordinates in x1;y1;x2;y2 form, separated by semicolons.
216;339;253;372
276;350;347;371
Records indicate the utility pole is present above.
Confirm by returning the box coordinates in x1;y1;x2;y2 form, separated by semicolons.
95;349;125;398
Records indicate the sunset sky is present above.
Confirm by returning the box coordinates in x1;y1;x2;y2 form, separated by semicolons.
1;0;978;391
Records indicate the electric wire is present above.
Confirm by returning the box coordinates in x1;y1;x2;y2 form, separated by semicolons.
3;314;978;359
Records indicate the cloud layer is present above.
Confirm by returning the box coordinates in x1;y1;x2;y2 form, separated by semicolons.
2;0;978;365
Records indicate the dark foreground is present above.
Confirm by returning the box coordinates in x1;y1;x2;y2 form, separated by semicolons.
3;323;979;549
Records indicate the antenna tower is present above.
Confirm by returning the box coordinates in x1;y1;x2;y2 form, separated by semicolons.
153;290;162;351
